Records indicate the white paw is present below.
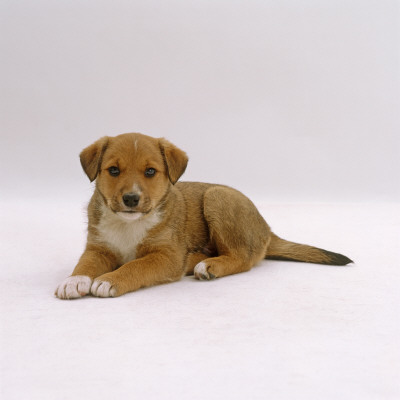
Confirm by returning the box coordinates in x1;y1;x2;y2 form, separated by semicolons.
91;280;117;298
55;275;92;299
194;262;215;281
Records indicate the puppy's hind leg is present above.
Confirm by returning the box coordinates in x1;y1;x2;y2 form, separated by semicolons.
194;253;253;280
185;252;209;276
194;186;271;280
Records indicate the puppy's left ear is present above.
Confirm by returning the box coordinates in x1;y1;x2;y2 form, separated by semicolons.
80;136;109;182
159;138;188;184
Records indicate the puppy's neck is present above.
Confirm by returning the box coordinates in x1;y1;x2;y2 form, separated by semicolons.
93;202;163;264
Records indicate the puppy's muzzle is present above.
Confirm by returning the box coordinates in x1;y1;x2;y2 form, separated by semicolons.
122;192;140;208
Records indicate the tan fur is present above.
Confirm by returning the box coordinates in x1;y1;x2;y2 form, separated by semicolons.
55;132;352;299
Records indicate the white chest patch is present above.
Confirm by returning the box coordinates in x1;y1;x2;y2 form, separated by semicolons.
96;205;162;264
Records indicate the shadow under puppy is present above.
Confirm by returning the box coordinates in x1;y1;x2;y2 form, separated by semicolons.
55;132;352;299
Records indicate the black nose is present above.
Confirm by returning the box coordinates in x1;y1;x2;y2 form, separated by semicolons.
122;193;140;207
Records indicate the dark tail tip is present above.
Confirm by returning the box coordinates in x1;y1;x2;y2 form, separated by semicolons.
321;249;353;266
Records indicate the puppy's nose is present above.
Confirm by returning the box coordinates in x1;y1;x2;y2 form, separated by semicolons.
122;193;140;207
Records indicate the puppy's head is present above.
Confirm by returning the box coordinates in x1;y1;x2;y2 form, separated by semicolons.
80;133;188;221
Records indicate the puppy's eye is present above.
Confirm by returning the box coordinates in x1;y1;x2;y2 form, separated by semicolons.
108;166;120;177
144;168;156;177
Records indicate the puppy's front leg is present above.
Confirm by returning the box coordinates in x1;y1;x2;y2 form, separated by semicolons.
55;244;117;299
91;250;183;298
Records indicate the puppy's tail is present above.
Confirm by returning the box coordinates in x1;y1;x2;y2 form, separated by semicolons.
265;233;353;266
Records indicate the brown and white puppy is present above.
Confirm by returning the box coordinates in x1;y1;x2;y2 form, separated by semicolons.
55;133;352;299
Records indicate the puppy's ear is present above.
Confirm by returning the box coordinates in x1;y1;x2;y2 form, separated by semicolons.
79;137;109;182
159;138;188;184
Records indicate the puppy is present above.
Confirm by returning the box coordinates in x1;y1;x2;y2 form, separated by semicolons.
55;133;352;299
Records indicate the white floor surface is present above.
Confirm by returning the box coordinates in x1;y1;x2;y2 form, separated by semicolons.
1;199;399;400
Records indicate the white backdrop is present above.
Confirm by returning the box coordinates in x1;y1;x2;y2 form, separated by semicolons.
1;3;400;400
1;0;399;203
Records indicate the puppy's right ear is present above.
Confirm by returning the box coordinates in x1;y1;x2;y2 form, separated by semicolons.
79;137;109;182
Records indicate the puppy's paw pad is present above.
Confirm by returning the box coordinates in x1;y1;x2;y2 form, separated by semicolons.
91;280;117;298
194;262;216;281
55;276;92;299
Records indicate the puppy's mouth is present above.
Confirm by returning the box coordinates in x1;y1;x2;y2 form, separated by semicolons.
106;196;152;221
115;210;145;221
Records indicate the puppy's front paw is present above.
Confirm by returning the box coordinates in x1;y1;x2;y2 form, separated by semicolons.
91;279;117;298
55;275;93;299
194;262;216;281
